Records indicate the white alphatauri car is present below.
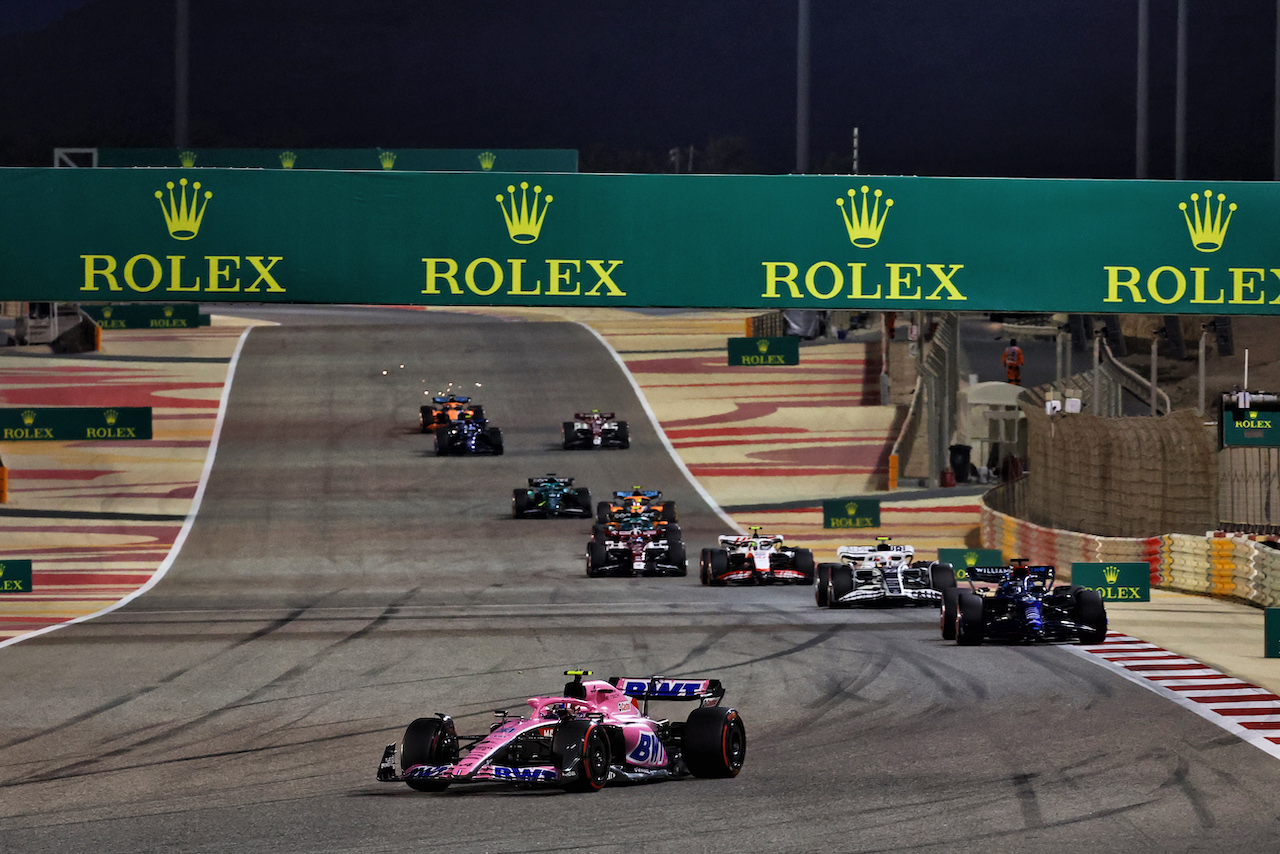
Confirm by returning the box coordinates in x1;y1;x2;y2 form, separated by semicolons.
816;537;950;607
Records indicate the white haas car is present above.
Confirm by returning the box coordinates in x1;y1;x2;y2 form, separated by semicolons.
816;537;950;607
700;526;815;586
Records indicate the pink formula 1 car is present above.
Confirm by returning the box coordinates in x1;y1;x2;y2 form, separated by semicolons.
376;670;745;793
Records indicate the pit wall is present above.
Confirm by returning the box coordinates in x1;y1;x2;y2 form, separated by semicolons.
981;501;1280;607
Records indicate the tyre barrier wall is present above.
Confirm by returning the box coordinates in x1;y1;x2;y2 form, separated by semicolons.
981;499;1280;607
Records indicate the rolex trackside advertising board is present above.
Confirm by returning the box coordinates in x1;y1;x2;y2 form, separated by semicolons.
3;169;1280;313
727;336;799;366
0;560;33;593
1071;562;1151;602
0;407;152;441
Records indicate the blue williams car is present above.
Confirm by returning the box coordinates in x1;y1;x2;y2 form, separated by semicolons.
935;561;1108;646
434;417;503;456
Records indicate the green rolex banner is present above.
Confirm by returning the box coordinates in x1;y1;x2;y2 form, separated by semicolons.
1220;397;1280;448
0;407;152;441
81;304;208;329
727;337;799;366
0;560;33;593
937;548;1004;580
5;169;1280;314
823;498;881;529
1071;562;1151;602
1266;608;1280;658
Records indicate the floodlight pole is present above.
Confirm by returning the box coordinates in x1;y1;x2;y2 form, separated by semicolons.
175;0;189;149
1275;0;1280;179
1136;0;1149;178
796;0;810;173
1175;0;1188;180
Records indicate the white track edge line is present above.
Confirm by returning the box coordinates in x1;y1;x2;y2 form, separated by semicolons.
1064;640;1280;761
574;321;745;536
0;325;255;650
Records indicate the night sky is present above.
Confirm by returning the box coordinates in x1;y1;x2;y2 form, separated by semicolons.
1;0;1277;179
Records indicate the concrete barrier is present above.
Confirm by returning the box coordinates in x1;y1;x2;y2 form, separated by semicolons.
982;497;1280;607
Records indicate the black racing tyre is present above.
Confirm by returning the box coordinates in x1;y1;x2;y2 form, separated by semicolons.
699;549;711;585
562;421;577;450
793;549;815;585
828;564;854;608
553;721;611;792
470;405;485;421
931;563;956;591
666;542;687;576
708;549;729;586
488;427;504;455
1074;588;1108;644
570;487;592;511
683;706;746;778
815;563;837;607
400;717;458;792
512;489;531;517
660;502;678;522
592;524;609;543
419;405;433;434
587;541;609;577
956;591;985;645
941;587;961;640
434;426;450;456
596;501;611;523
662;523;682;543
616;421;630;449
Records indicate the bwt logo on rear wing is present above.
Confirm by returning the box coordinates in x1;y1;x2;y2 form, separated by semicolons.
610;677;724;702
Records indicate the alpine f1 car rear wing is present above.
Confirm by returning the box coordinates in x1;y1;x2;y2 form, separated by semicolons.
609;676;725;714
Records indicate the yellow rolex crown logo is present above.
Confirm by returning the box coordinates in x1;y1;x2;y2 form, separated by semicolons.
163;305;174;317
178;150;196;168
20;410;35;426
155;178;212;241
104;409;119;425
1250;410;1259;419
279;151;297;169
0;563;5;577
1103;564;1121;584
378;151;396;170
844;501;858;515
964;551;979;567
102;306;113;318
756;339;769;353
478;151;497;171
1179;189;1235;253
836;185;893;248
497;182;553;244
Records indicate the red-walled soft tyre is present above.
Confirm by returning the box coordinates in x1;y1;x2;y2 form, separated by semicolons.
683;706;746;778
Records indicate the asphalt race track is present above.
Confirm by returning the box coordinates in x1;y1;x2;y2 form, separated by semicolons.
1;310;1279;853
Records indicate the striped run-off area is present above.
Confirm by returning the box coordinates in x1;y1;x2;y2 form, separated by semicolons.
1071;632;1280;761
0;321;259;642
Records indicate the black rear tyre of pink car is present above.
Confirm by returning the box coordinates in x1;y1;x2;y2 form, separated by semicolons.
683;706;746;778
